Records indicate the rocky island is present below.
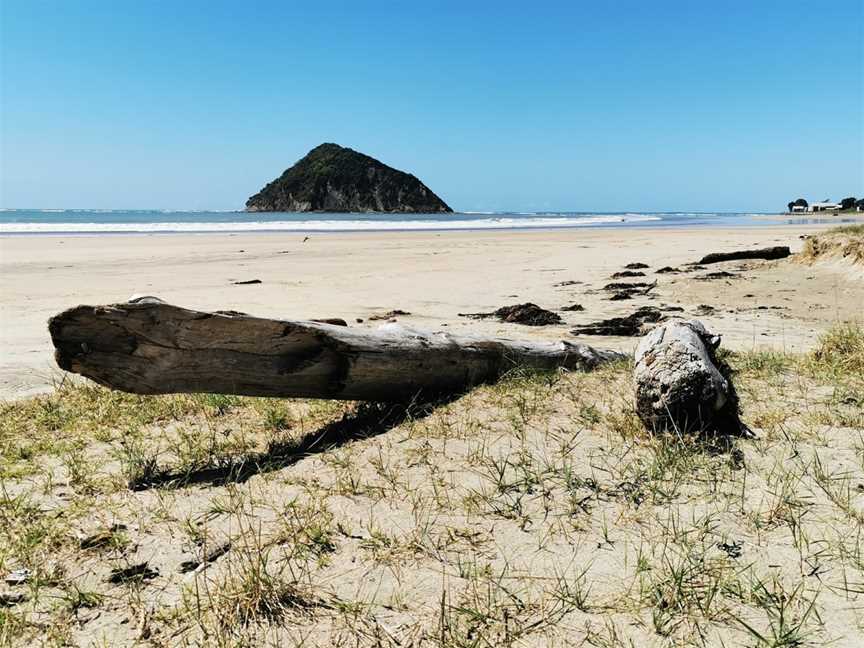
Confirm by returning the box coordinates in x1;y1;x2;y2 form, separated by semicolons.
246;143;452;213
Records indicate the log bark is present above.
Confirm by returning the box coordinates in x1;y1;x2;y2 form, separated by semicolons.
697;246;790;264
633;319;744;434
48;297;626;401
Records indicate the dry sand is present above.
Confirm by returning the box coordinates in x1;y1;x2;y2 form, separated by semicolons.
1;224;862;399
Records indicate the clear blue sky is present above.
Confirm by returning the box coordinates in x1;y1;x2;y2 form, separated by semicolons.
1;0;862;212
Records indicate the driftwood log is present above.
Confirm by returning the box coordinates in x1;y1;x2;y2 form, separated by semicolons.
48;297;625;401
698;246;790;264
634;319;745;434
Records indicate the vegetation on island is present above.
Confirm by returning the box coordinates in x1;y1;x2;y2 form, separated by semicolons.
245;143;452;213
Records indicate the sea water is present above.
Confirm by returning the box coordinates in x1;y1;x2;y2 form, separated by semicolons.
0;209;859;234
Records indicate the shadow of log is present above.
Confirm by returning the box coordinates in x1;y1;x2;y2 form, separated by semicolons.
128;396;453;491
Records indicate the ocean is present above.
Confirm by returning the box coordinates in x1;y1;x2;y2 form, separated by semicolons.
0;209;857;234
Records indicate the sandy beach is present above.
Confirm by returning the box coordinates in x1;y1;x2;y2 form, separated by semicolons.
2;223;864;647
2;223;861;399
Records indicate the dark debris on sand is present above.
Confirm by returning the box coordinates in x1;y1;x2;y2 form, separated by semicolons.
178;542;231;574
311;318;349;326
624;262;650;269
696;271;737;280
603;281;656;291
460;303;563;326
107;563;159;584
368;310;412;321
695;304;717;315
611;270;646;278
571;306;666;336
560;303;585;312
603;281;657;300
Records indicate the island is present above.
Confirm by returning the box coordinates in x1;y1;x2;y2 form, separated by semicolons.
246;143;452;213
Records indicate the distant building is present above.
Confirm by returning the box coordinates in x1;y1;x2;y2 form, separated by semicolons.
810;201;841;212
790;204;807;212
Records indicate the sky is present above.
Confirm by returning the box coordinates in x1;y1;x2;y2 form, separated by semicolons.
1;0;862;212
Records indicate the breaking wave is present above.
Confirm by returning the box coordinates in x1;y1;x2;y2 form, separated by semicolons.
0;213;663;234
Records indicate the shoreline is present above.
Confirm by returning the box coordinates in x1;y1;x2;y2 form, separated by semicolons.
2;217;863;236
3;210;864;236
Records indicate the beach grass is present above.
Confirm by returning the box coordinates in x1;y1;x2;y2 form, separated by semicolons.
0;322;862;646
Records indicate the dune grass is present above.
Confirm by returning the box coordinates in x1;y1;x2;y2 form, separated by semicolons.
801;224;864;265
0;322;862;646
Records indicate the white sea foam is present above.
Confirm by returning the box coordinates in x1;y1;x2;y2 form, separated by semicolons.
0;214;662;234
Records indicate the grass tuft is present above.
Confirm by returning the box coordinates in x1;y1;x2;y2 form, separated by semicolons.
809;320;864;376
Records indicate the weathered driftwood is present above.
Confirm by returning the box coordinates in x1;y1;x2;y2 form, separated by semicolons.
48;297;625;401
634;319;745;434
698;246;790;264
